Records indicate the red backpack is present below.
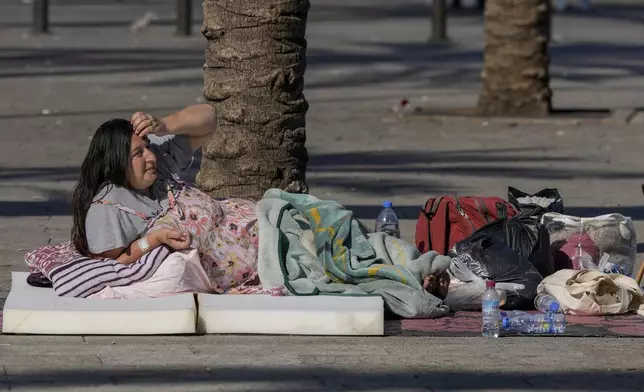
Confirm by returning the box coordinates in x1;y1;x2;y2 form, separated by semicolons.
415;196;518;255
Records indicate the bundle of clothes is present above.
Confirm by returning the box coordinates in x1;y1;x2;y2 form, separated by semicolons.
430;187;643;317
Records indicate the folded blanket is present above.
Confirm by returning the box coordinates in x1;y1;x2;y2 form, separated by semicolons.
256;189;452;318
25;241;171;297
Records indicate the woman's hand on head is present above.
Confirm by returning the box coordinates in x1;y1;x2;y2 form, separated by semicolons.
155;228;191;250
131;112;170;138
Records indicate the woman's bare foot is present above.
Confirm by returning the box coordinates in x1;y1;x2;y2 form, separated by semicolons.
423;271;450;299
423;274;438;293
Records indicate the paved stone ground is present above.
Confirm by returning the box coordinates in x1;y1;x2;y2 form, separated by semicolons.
2;335;644;391
1;0;644;390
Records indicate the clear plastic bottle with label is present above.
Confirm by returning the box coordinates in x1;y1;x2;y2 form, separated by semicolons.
502;312;566;334
481;280;501;338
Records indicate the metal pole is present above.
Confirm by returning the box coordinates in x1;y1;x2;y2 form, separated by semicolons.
431;0;447;42
32;0;49;34
176;0;192;36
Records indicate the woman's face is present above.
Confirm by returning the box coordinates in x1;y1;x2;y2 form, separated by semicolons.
126;134;157;191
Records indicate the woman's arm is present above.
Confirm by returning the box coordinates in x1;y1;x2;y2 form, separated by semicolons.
96;229;190;265
131;104;217;150
162;104;216;150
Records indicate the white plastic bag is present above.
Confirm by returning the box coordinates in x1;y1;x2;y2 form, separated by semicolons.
541;213;636;276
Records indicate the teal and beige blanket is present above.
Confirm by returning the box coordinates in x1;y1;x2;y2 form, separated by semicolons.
256;189;451;318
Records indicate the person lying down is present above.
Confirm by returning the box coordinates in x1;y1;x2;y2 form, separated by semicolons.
70;104;260;295
29;104;450;304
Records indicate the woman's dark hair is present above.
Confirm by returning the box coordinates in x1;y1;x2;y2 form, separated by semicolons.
71;119;134;256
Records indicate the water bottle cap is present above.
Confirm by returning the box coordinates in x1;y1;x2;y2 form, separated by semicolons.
485;280;496;288
549;302;560;312
383;201;393;208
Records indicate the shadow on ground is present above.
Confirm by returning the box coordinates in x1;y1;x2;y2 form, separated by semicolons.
1;146;644;216
0;200;72;217
0;47;205;79
4;1;643;26
558;3;644;25
0;40;642;91
1;367;643;390
0;0;469;28
308;148;643;196
0;106;180;120
0;147;644;216
108;41;644;92
303;42;644;91
0;167;79;182
312;1;644;26
0;18;202;29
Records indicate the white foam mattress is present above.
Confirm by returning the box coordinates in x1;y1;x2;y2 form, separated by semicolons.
197;293;384;336
2;272;196;335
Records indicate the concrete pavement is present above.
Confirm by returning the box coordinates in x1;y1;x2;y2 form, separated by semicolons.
3;335;644;391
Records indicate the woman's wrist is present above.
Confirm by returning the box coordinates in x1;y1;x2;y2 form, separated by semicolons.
137;236;151;253
145;232;163;250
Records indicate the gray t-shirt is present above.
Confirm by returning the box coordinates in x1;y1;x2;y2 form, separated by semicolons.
85;134;201;254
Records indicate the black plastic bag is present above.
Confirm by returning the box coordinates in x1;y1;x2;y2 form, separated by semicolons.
449;231;543;310
508;187;564;216
474;211;555;278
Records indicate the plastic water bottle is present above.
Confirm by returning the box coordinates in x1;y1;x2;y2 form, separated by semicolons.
375;201;400;238
481;280;501;338
502;312;566;334
572;242;598;270
571;219;598;270
534;293;561;314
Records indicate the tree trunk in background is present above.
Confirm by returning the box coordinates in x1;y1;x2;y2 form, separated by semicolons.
198;0;309;201
476;0;552;117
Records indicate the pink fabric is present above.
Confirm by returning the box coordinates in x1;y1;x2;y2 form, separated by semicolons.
227;285;288;296
559;233;599;270
25;184;260;297
24;241;78;276
89;249;214;299
148;186;259;293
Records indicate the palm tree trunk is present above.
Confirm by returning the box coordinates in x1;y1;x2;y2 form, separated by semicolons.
198;0;310;201
476;0;552;117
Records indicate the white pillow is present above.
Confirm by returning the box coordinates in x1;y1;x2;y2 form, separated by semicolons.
89;249;215;299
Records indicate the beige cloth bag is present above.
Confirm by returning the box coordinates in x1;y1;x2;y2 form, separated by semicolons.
537;269;644;316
